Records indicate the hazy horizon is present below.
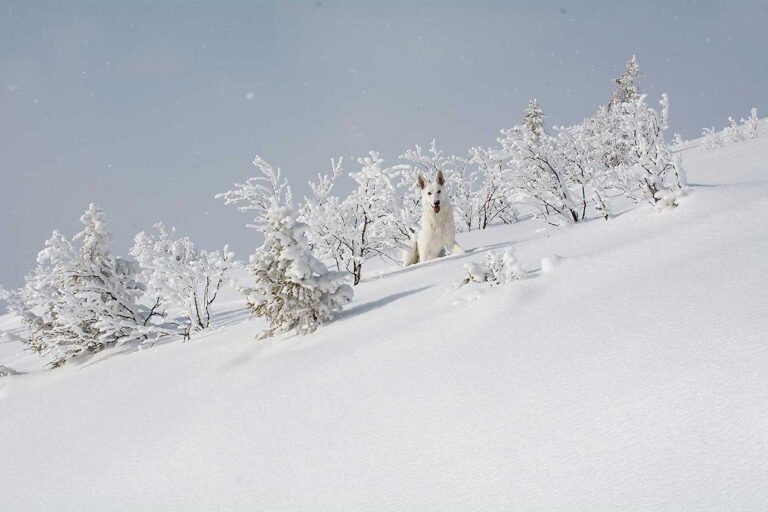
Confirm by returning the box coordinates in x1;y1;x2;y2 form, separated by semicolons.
2;0;767;290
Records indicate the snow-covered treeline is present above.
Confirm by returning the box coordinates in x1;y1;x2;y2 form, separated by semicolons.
0;55;731;366
698;108;760;151
286;55;686;284
0;205;234;367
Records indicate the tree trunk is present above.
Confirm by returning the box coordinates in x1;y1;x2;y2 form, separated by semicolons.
353;262;362;286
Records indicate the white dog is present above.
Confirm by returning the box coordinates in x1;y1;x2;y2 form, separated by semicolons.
403;170;465;266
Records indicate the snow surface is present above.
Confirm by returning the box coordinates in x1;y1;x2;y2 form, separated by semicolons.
1;132;768;511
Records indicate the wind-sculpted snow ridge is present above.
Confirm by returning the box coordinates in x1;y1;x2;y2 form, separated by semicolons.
1;137;767;510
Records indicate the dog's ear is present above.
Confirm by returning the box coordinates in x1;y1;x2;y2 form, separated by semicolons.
436;169;445;186
417;175;426;190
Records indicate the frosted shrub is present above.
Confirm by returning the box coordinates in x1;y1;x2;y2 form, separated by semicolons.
219;155;353;338
741;108;759;139
468;146;519;228
302;153;406;284
131;224;234;337
605;94;687;205
0;205;168;367
497;125;581;226
245;205;352;338
699;108;759;152
722;117;745;144
463;248;526;286
700;127;722;151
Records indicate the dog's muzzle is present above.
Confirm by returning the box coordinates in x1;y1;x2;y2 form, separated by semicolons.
432;201;440;213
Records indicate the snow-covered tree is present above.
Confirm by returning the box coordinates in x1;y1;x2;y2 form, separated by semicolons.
741;108;759;139
219;155;352;337
244;204;352;338
463;248;526;285
604;94;687;206
700;126;722;151
216;156;293;232
131;224;234;337
497;125;581;225
0;232;78;360
66;205;155;353
0;205;165;367
467;146;519;228
699;108;760;153
609;55;640;110
298;158;348;272
522;99;545;139
302;152;404;284
723;116;745;144
343;151;402;284
556;123;611;221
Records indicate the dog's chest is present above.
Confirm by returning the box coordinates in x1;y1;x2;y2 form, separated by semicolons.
421;207;453;236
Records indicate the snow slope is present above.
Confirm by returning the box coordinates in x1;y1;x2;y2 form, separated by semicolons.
1;133;767;511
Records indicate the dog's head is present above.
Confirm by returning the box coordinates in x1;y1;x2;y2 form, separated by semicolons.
417;170;445;214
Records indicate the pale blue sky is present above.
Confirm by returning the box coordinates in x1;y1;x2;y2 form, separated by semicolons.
2;0;767;290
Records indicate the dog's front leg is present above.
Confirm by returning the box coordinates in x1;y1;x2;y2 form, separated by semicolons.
447;232;465;255
418;240;432;262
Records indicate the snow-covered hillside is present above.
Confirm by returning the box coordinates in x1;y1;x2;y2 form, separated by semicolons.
1;131;767;511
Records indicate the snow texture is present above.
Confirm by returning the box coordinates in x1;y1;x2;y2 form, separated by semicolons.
0;123;767;510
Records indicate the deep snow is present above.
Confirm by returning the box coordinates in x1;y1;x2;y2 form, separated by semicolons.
1;131;767;511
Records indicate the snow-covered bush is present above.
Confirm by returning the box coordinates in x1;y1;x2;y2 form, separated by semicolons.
699;108;760;152
741;108;759;139
605;94;687;207
0;205;167;367
700;127;723;151
219;155;352;337
463;248;526;286
130;224;234;337
245;204;353;338
302;152;407;284
556;123;612;221
497;125;581;226
722;116;746;144
467;146;519;228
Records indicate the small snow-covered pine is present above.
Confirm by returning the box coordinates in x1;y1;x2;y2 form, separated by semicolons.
219;154;353;337
245;204;352;338
609;55;640;110
522;99;545;140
